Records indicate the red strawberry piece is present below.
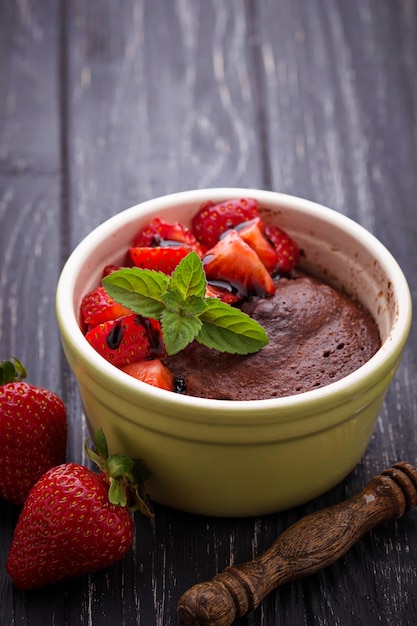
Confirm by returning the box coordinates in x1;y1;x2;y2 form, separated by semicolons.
203;230;276;298
236;217;279;273
192;198;259;248
85;313;165;367
0;359;67;506
80;285;132;328
265;225;300;274
129;246;190;274
133;218;205;256
102;264;123;277
121;359;174;391
6;430;152;589
205;281;242;305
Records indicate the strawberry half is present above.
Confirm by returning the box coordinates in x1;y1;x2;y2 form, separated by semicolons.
265;224;300;274
203;230;276;298
129;246;190;274
133;218;205;256
85;313;166;367
0;359;67;506
6;429;152;589
236;217;279;273
121;359;174;391
80;285;132;329
192;198;259;248
102;264;124;277
205;281;242;305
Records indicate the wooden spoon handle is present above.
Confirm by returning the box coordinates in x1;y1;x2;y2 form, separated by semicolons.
177;462;417;626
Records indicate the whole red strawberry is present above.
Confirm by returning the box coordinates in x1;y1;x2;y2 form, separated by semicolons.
0;358;67;506
7;429;152;589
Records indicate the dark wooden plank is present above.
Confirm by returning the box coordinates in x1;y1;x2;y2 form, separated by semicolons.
256;0;417;624
65;0;264;248
0;1;66;625
0;0;62;387
62;1;267;625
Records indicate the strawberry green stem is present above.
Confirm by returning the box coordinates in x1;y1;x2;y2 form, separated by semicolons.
0;358;27;385
85;428;153;517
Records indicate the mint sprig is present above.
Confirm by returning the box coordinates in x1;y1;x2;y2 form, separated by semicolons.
102;251;269;356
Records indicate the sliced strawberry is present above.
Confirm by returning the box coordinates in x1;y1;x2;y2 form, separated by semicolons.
133;218;205;256
129;246;190;274
192;198;259;248
85;314;166;367
80;285;132;328
121;359;174;391
265;225;300;274
205;281;242;305
101;264;123;277
203;230;275;298
236;217;279;273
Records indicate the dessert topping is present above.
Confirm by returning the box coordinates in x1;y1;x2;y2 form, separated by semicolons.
130;245;191;274
264;224;300;274
133;216;205;256
202;230;276;299
103;251;269;357
85;313;165;367
81;285;132;329
121;359;175;391
192;197;259;248
80;197;301;390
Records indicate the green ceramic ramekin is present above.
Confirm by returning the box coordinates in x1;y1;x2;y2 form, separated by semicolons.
56;189;412;516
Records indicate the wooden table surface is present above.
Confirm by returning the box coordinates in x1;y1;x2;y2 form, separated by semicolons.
1;1;417;624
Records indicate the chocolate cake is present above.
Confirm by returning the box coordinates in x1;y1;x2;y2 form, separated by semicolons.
165;271;381;400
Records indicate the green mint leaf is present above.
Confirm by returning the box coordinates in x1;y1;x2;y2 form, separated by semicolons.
169;251;207;299
197;298;269;354
162;290;208;316
182;295;208;316
103;268;169;319
161;308;202;355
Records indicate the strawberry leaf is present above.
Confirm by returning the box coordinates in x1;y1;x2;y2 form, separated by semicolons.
197;298;269;354
103;268;169;319
85;429;153;516
94;427;109;459
0;357;27;385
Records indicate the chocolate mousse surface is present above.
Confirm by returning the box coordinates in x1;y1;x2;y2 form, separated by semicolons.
166;271;381;400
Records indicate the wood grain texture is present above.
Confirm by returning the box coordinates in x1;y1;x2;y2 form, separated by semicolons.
177;463;417;625
1;1;416;625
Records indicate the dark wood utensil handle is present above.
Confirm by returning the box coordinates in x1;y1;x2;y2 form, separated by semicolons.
177;462;417;626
